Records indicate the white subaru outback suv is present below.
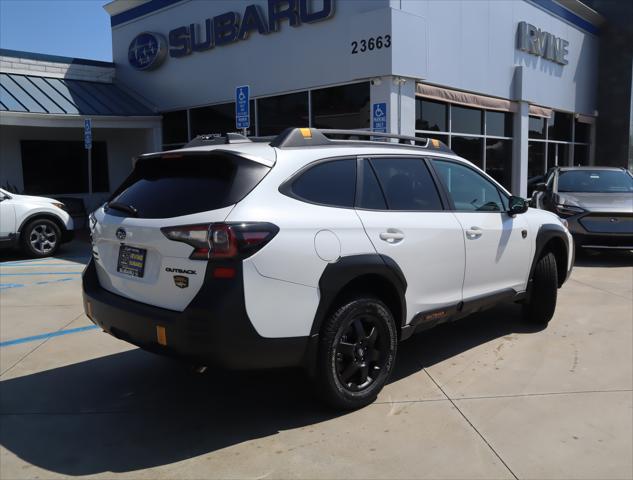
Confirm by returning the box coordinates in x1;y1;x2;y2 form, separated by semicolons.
83;128;573;409
0;188;74;257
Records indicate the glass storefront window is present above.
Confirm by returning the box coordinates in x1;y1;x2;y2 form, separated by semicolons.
311;82;370;129
452;136;483;169
548;111;573;141
21;140;109;194
415;99;447;132
485;139;512;189
573;145;590;166
486;111;512;137
574;120;591;143
162;110;188;145
189;101;255;137
528;141;546;180
529;116;546;139
257;92;309;136
548;143;569;169
452;105;482;135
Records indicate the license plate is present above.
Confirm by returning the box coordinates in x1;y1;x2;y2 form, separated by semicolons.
117;245;147;278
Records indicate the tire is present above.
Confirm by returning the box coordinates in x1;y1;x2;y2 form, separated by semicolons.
21;218;61;258
522;252;558;325
316;297;398;410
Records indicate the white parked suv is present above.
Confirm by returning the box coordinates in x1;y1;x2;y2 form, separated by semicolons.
83;128;574;409
0;188;74;257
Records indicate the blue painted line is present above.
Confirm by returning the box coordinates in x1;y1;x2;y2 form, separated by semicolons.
1;277;79;289
35;278;75;285
0;272;83;276
1;263;86;267
0;325;99;347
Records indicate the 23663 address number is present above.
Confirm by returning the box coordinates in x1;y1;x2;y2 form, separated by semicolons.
351;35;391;55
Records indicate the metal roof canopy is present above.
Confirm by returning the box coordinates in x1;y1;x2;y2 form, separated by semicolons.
0;73;155;117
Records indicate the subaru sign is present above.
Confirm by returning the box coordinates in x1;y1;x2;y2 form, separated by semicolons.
236;85;250;130
130;1;335;69
128;32;168;71
84;118;92;150
372;103;387;133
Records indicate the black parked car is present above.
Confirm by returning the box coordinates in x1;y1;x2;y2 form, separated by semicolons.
531;167;633;251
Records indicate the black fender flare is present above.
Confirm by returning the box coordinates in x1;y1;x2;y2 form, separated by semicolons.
310;254;407;336
304;254;407;375
528;223;571;288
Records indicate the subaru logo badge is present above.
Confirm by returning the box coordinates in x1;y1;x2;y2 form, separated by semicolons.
128;32;167;71
116;228;127;241
609;217;619;223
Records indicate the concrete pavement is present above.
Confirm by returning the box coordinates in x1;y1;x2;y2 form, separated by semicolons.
0;241;631;479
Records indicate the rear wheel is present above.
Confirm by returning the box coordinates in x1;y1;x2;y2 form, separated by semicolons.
21;218;61;258
316;297;397;410
522;252;558;325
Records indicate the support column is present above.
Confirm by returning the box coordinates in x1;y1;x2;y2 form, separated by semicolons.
512;66;529;197
512;101;529;198
369;76;416;137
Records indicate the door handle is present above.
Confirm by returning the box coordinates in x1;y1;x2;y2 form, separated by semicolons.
379;230;405;243
465;227;483;240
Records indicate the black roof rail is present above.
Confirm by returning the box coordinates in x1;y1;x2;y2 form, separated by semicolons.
269;127;453;153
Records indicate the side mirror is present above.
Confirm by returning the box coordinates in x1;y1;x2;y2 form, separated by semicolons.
534;182;547;192
508;196;528;215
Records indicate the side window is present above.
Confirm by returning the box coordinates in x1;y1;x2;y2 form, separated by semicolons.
290;158;356;207
432;160;505;212
369;158;443;211
358;160;387;209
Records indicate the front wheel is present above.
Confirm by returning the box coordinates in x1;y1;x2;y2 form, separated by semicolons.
21;218;61;258
316;297;398;410
522;252;558;325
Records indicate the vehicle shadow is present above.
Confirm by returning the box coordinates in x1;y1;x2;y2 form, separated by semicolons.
0;303;539;475
0;230;91;264
574;249;633;268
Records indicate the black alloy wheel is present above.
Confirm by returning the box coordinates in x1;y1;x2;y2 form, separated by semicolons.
317;297;397;410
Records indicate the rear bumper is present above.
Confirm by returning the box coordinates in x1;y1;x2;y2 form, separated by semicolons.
82;258;309;370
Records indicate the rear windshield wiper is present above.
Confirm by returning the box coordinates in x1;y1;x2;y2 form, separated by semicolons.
106;201;138;217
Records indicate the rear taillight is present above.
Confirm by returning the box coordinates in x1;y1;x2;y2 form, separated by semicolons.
161;223;279;260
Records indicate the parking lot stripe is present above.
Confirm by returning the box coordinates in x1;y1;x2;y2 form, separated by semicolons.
0;325;99;348
0;272;83;276
0;263;85;267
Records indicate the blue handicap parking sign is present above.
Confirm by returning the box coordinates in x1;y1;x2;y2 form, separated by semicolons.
372;103;387;133
235;86;250;130
84;118;92;150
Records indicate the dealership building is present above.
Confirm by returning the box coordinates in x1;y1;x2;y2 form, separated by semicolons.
1;0;628;210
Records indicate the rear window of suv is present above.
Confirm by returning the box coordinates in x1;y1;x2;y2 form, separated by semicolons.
108;153;270;219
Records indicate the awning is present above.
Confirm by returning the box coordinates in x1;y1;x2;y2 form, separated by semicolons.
528;105;553;118
0;73;155;116
415;83;568;120
416;83;516;113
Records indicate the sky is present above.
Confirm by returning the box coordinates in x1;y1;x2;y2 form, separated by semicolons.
0;0;113;61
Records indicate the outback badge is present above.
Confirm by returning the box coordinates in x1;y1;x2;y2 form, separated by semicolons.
173;275;189;289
